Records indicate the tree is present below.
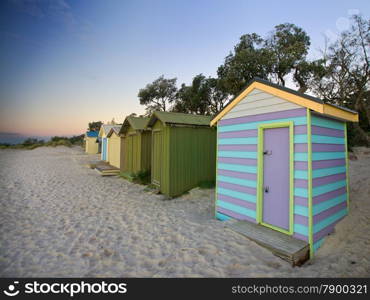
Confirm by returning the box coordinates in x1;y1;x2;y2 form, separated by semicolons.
217;33;272;96
266;23;310;88
308;15;370;146
217;24;323;95
172;74;228;115
173;74;210;114
138;75;178;114
88;121;102;132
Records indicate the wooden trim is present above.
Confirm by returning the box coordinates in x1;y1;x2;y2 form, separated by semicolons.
344;122;350;212
210;81;358;126
323;104;359;122
211;83;258;126
253;82;324;113
215;123;219;219
307;108;314;258
256;121;294;236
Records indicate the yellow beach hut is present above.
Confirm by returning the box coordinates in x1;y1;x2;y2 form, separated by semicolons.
106;125;123;169
84;131;99;154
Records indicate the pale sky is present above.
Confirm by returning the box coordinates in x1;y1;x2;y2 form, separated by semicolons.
0;0;369;137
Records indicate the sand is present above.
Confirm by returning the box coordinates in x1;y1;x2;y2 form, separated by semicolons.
0;146;369;277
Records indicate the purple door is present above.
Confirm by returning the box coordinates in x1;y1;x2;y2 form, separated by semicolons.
262;127;290;231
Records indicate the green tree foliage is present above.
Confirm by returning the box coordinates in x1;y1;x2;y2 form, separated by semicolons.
172;74;228;115
217;23;325;95
23;138;44;145
69;134;84;145
138;75;178;114
308;15;370;146
217;33;272;96
88;121;103;132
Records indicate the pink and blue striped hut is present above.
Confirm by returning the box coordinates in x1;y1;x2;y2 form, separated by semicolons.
210;78;359;258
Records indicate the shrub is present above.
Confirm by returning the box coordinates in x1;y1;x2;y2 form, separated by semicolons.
131;170;151;185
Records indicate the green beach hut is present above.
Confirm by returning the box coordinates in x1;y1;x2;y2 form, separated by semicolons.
119;116;152;179
146;111;217;198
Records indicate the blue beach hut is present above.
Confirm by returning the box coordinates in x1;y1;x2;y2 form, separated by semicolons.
98;124;115;162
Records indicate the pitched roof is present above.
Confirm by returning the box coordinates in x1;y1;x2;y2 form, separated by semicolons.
119;116;150;134
147;111;212;127
86;131;98;138
98;124;116;137
106;125;122;137
210;77;359;126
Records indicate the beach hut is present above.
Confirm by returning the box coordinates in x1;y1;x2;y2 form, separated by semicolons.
106;125;122;169
119;116;151;178
146;111;217;198
84;131;99;154
210;78;358;259
98;124;115;161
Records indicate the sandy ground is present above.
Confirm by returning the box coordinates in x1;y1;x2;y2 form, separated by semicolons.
0;146;369;277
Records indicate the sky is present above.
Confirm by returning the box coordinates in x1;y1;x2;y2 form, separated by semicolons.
0;0;369;138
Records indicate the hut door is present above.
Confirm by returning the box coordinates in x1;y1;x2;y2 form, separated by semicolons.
261;126;291;233
152;131;162;186
127;135;133;173
102;138;107;161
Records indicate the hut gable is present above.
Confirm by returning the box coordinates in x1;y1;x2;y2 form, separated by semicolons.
211;78;358;126
119;116;149;135
99;124;116;138
221;88;303;120
107;125;122;138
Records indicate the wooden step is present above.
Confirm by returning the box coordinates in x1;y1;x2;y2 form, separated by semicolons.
94;162;120;176
226;220;309;266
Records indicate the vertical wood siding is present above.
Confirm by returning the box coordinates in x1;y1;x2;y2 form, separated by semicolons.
216;107;310;242
85;137;99;154
151;120;171;195
107;133;121;168
151;120;216;197
310;113;347;252
168;126;216;197
122;127;152;174
141;131;152;172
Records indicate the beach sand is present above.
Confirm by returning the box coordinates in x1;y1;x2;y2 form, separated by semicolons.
0;146;369;277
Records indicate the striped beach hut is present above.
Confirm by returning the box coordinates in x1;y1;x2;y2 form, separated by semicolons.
146;111;216;198
210;78;358;257
119;116;151;178
98;124;115;161
106;125;122;169
84;131;99;154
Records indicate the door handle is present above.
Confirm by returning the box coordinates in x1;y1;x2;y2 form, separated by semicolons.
264;186;269;193
263;150;272;155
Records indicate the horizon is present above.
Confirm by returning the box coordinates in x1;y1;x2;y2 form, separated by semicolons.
0;0;369;140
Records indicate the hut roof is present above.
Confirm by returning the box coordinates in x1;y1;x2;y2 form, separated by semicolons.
211;77;359;126
99;124;116;137
119;116;150;134
106;125;122;137
86;131;98;138
147;111;212;128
